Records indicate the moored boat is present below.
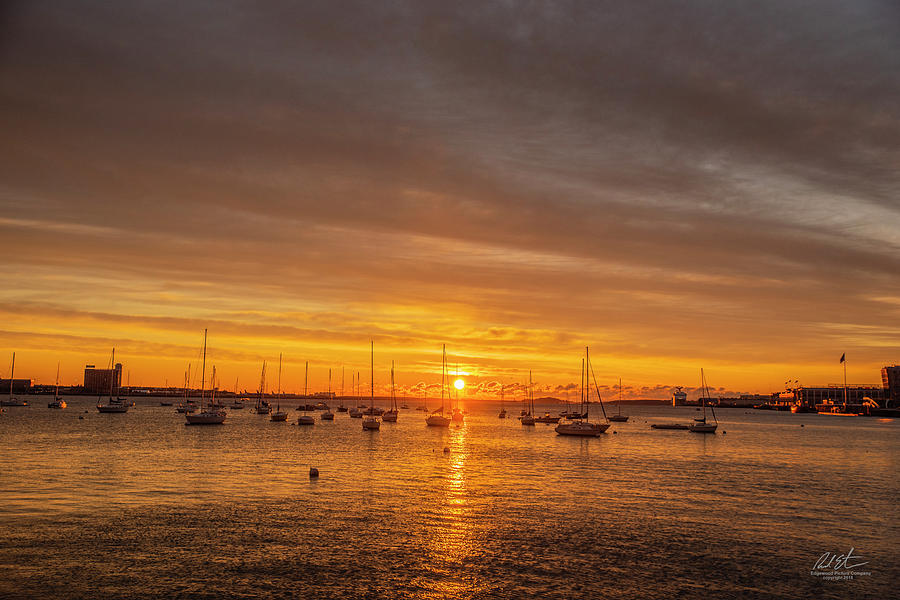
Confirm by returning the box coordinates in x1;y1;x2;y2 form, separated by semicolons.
362;341;380;431
185;330;226;425
97;348;128;413
688;369;717;433
382;362;399;423
48;362;66;408
426;345;452;427
556;348;610;437
608;378;629;422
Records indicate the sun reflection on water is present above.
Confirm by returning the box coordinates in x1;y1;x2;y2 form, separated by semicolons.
416;424;488;599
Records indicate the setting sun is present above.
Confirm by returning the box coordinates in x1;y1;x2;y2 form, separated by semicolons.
454;378;465;390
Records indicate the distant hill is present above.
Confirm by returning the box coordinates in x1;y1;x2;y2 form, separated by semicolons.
536;396;668;405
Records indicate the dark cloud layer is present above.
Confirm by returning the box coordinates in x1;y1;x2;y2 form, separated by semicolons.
1;1;898;390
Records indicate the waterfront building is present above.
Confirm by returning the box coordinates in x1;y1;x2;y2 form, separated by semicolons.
83;363;123;394
0;378;32;394
791;385;885;407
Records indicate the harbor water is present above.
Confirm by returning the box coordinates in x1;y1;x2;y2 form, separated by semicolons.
1;397;897;599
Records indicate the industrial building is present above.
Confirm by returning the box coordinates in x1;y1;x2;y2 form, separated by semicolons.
790;385;885;407
83;363;123;394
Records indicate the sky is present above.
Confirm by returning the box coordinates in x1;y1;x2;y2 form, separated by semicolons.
1;1;898;399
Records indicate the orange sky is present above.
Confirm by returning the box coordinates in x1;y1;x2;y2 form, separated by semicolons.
1;3;898;399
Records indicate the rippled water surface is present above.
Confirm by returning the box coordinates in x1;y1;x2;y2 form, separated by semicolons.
1;396;897;598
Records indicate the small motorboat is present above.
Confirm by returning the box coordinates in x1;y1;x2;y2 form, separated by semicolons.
534;412;560;424
650;423;690;430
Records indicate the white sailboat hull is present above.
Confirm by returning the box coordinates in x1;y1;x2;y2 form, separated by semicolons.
185;410;226;424
555;422;609;436
426;414;450;427
689;423;717;433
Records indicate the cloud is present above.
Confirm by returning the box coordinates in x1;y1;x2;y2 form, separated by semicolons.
1;1;898;390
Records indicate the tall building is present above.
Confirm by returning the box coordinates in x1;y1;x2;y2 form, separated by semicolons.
84;363;122;394
883;365;900;407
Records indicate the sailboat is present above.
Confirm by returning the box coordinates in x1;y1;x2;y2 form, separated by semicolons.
271;353;288;421
608;377;629;422
321;368;335;420
363;341;380;430
254;361;271;414
521;372;536;425
297;361;315;424
176;364;197;413
336;367;348;412
349;371;363;418
185;330;227;425
207;366;225;408
689;369;718;433
498;383;507;418
2;352;27;407
97;349;128;413
382;361;399;422
426;345;452;427
555;347;610;436
48;362;66;409
230;378;245;409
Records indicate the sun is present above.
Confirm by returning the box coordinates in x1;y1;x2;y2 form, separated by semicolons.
454;378;465;390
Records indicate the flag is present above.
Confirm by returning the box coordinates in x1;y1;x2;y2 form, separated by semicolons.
839;353;845;364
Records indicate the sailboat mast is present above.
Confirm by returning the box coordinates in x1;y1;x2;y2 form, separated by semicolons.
455;362;459;411
370;341;374;406
199;330;207;403
55;362;60;397
391;361;395;410
109;348;116;400
587;347;609;422
580;357;585;416
210;365;216;406
700;368;707;420
9;352;14;400
304;361;308;397
529;371;534;415
278;353;283;400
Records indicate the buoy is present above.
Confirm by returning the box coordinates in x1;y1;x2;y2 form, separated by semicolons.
800;424;804;427
309;467;319;478
722;431;726;434
613;431;618;434
443;447;450;454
